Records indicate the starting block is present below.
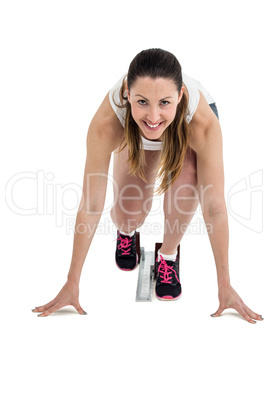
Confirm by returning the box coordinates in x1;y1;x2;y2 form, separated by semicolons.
135;232;180;302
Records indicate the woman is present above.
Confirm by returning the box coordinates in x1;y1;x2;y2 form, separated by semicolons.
33;48;263;323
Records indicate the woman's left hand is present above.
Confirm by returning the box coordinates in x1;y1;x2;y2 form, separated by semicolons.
211;285;263;324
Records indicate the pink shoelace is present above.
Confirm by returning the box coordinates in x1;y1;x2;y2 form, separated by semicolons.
157;255;180;284
117;233;133;256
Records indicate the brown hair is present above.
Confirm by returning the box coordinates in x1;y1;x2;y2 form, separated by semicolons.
112;48;192;196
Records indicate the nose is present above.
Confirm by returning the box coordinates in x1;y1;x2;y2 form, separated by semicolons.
147;107;161;124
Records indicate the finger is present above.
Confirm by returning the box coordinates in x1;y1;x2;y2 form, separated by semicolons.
211;305;225;317
73;302;87;315
236;305;256;324
37;301;63;317
33;297;58;313
243;304;263;321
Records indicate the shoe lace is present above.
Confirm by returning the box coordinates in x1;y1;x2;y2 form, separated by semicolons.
158;255;180;284
117;234;133;256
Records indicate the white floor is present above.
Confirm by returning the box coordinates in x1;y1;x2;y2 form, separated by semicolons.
2;207;266;402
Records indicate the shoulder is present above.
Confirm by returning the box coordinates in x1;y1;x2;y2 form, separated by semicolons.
87;91;124;154
188;90;221;153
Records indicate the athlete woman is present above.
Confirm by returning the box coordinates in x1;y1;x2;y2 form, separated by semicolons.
32;48;263;323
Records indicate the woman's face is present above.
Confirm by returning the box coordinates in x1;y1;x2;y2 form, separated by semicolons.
126;76;184;141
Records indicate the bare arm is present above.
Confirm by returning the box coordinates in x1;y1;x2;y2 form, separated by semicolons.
33;92;124;316
189;91;228;287
189;91;262;323
67;92;124;284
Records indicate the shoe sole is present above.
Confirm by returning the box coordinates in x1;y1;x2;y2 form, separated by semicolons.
156;291;182;301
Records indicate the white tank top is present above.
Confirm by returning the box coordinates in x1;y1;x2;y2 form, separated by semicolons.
109;72;215;151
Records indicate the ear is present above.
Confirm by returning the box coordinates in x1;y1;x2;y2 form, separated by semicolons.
126;83;130;102
178;86;184;103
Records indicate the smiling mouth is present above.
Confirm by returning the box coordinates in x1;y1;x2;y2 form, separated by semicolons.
143;121;163;130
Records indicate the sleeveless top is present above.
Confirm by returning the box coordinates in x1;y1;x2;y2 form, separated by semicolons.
109;72;215;151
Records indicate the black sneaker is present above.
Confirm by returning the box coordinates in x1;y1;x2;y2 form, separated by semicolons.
155;254;181;300
115;230;139;271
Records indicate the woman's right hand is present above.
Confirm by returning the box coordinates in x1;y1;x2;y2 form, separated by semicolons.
32;279;87;317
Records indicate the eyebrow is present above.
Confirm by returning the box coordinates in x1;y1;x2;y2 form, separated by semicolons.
135;94;173;101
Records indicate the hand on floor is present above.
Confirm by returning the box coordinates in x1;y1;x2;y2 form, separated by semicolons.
211;285;263;324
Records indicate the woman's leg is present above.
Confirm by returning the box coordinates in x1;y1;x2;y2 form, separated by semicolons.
110;145;161;233
160;146;199;254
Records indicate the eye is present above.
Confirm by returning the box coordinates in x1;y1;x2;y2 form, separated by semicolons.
137;99;170;106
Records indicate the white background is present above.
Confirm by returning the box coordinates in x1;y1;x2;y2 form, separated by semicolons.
1;0;267;401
